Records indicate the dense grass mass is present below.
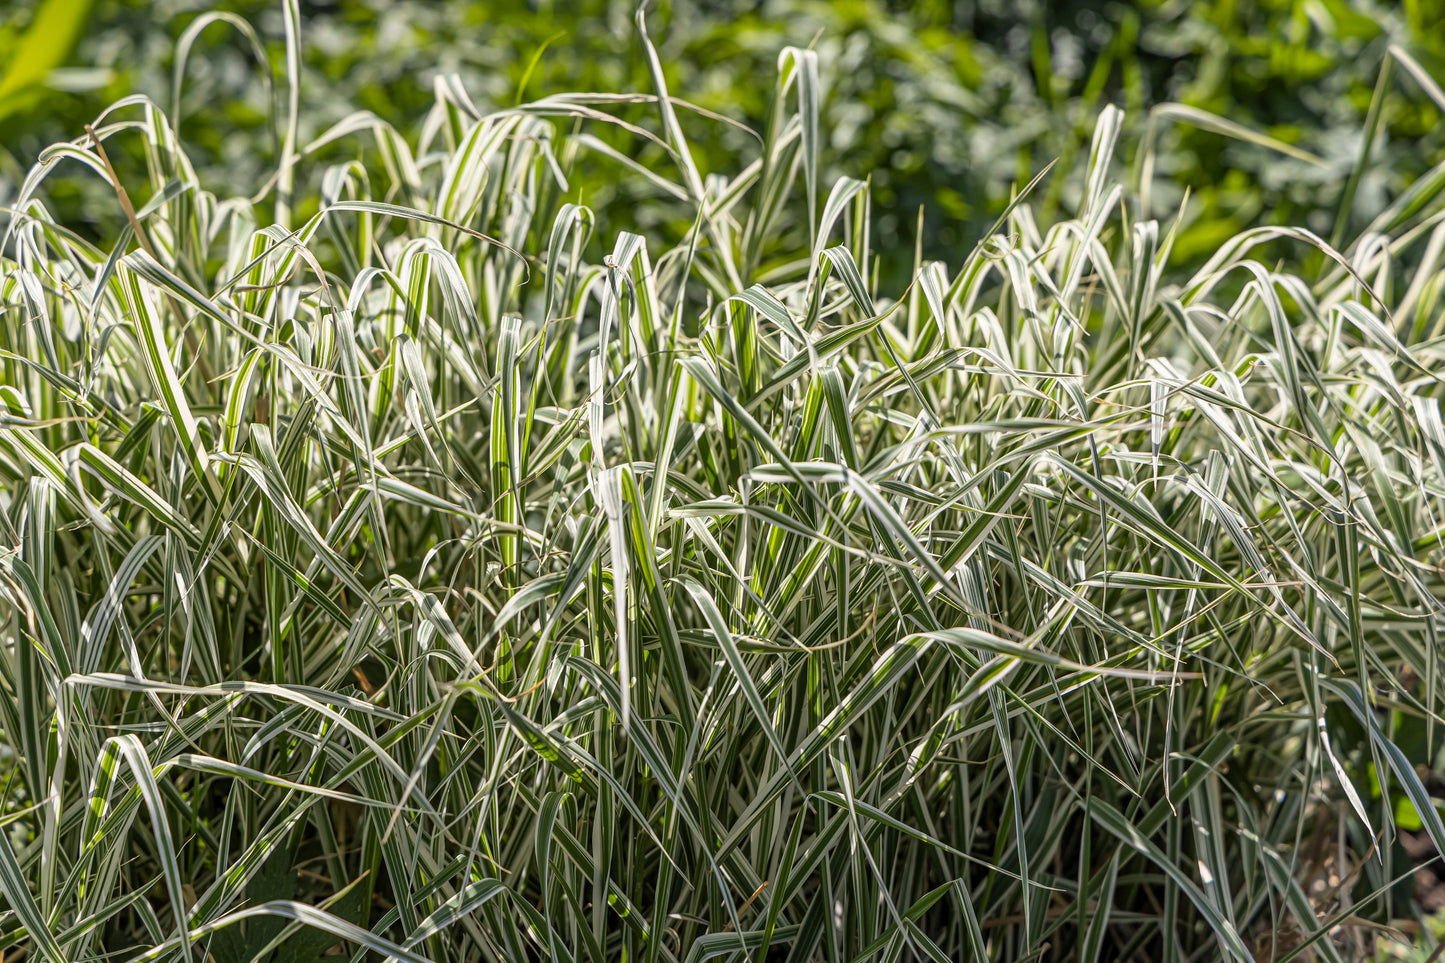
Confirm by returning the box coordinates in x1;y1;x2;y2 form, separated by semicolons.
3;5;1445;963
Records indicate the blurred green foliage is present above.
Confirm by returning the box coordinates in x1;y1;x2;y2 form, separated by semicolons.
2;0;1444;271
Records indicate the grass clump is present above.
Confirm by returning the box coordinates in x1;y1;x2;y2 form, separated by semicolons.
2;7;1445;963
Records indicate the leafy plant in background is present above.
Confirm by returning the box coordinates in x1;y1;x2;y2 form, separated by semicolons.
3;2;1445;963
0;0;97;125
2;0;1444;274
